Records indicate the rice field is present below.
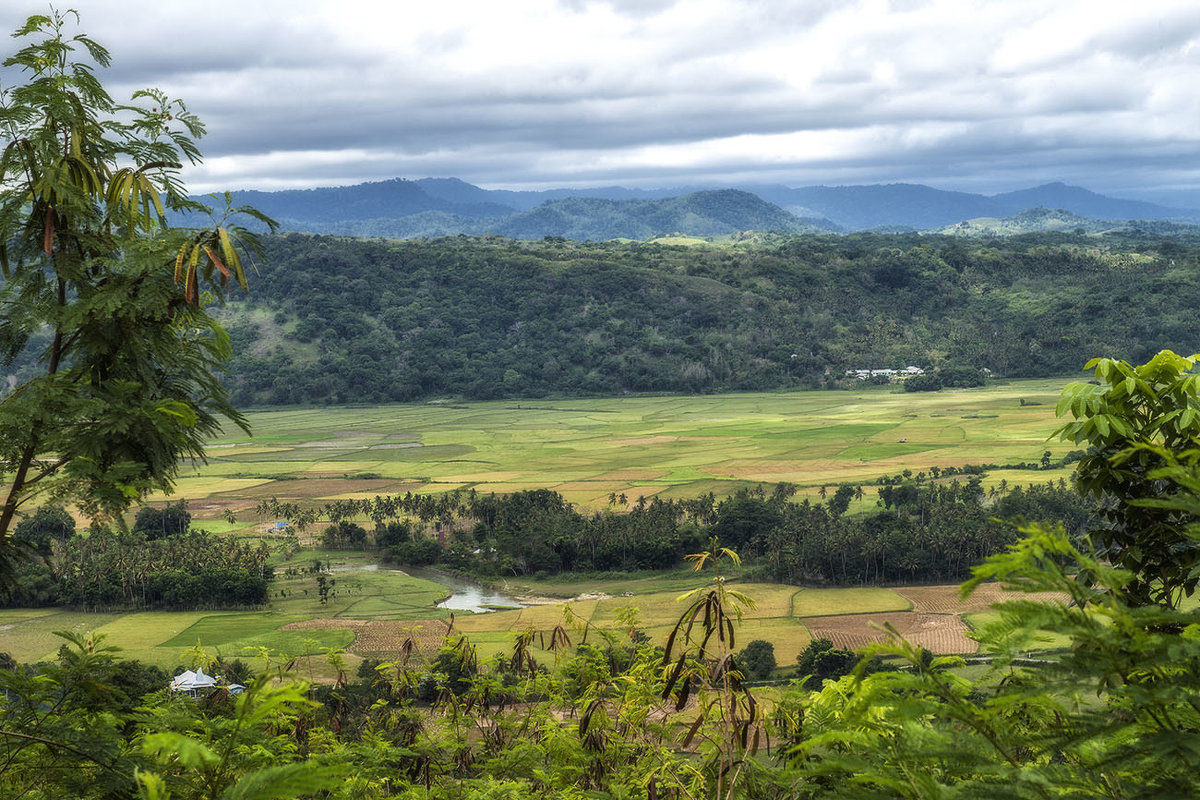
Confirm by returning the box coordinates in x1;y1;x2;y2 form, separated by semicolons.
152;380;1073;524
3;381;1083;675
0;570;1051;674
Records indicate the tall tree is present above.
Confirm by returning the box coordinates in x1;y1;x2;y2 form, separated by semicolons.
0;10;272;565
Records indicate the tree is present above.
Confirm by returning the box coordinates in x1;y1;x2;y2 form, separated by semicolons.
0;11;273;567
12;504;73;555
131;499;190;540
828;484;855;518
736;639;776;680
795;637;858;683
1054;350;1200;607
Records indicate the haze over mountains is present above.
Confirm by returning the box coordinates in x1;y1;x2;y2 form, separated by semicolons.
206;178;1199;241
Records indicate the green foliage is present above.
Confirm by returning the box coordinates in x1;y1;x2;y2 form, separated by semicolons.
736;639;776;680
0;11;272;570
12;504;74;555
133;500;192;540
788;520;1200;799
136;672;348;800
1054;350;1200;607
48;529;271;609
199;232;1200;405
794;638;859;684
259;477;1086;583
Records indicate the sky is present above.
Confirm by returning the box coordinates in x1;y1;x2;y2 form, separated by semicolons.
1;0;1199;202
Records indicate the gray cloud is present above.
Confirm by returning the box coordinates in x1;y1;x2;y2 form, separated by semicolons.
0;0;1196;200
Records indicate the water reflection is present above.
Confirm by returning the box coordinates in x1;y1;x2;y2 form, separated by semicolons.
403;567;527;614
320;563;528;613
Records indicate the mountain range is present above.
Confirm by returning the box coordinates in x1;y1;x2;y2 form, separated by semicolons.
197;178;1200;240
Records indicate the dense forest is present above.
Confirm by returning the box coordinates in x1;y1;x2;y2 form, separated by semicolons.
198;231;1200;405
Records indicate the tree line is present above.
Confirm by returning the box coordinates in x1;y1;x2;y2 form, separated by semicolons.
3;504;271;610
261;468;1092;584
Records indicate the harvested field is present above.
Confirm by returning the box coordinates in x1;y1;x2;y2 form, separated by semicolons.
894;583;1066;614
805;611;977;654
284;617;455;658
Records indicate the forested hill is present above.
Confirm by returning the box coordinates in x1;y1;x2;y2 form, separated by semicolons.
214;232;1200;405
492;191;834;239
217;188;832;240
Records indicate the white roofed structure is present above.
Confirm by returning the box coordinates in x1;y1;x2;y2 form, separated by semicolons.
170;667;218;695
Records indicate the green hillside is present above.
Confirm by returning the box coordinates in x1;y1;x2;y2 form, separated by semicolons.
208;231;1200;406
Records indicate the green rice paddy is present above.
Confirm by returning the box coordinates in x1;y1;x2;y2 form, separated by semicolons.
3;381;1081;674
161;379;1073;522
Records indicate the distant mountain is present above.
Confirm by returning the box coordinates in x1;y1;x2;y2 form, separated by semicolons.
415;177;683;212
742;183;1008;230
989;183;1190;221
735;182;1200;231
201;186;833;240
221;178;515;223
193;176;1200;240
492;190;835;240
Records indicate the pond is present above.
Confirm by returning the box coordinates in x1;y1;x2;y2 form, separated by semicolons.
328;563;526;614
406;567;527;614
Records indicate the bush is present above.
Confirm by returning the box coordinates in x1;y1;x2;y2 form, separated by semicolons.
903;373;943;392
938;365;986;388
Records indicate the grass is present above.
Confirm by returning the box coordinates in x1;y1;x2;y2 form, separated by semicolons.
145;380;1073;522
791;588;912;617
0;610;124;663
2;571;1065;671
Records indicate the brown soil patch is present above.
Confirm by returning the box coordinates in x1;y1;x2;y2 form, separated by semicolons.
185;499;257;517
805;611;976;654
894;584;1066;614
284;618;455;657
297;440;372;448
241;478;410;498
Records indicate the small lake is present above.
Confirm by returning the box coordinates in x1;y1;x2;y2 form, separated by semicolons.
329;563;526;614
406;567;527;614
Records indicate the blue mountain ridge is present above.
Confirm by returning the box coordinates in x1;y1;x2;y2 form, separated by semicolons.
193;178;1199;237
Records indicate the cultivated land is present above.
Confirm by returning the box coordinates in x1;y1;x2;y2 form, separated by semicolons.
1;551;1042;673
157;379;1075;522
3;381;1083;675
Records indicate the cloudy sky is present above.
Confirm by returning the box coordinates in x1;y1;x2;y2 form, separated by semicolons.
2;0;1198;201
